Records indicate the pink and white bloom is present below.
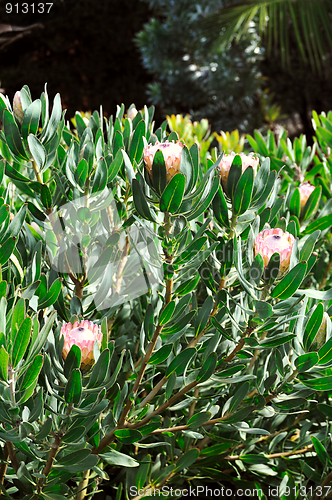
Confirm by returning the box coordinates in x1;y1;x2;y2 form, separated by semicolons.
143;140;184;183
13;91;24;124
299;182;315;211
254;227;295;274
128;107;138;121
60;320;103;372
310;312;329;351
217;152;259;191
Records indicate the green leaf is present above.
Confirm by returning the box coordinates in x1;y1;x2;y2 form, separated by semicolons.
64;345;81;379
299;230;320;261
129;120;145;164
11;297;25;340
21;99;41;141
212;185;229;227
303;213;332;234
75;159;88;189
38;279;62;310
12;317;32;368
318;337;332;365
0;346;8;382
175;273;200;296
62;426;86;443
166;348;196;377
99;450;139;467
260;332;296;348
303;303;324;351
27;202;46;221
107;149;123;182
318;403;332;419
152;149;167;195
187;411;211;429
240;454;269;464
132;179;155;222
160;173;186;213
144;303;154;339
28;134;46;171
20;354;43;390
195;296;213;337
226;154;242;198
290;188;301;218
174;448;199;472
92;157;107;193
0;237;17;265
294;352;318;372
1;203;27;243
196;352;217;383
86;348;110;388
42;93;62;144
148;344;173;365
173;236;207;265
271;262;307;300
27;312;56;363
299;374;332;391
264;253;280;285
159;301;175;325
302;186;322;221
255;300;273;320
57;448;91;465
3;110;28;160
64;368;82;405
233;166;254;215
114;429;142;444
41;184;52;210
228;382;249;414
311;436;328;466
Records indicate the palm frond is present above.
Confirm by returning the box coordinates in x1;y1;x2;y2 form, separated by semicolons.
200;0;332;74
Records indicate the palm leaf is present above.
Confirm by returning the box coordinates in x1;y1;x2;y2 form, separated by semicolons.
200;0;332;74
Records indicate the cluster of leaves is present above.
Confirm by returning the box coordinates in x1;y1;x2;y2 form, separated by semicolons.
0;84;331;500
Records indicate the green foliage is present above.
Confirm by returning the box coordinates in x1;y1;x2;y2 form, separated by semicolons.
0;83;331;499
136;0;263;133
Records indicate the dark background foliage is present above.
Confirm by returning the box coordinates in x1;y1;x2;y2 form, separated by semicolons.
1;0;332;137
0;0;154;120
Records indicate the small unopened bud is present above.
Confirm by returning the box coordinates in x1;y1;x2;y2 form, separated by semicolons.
254;227;295;275
217;152;259;191
310;312;329;351
13;91;24;124
60;320;103;373
299;182;315;211
128;107;138;121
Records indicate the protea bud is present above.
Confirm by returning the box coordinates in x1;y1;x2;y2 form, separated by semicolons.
217;152;259;191
128;107;138;121
13;91;24;124
60;320;102;372
310;312;329;351
143;140;184;183
299;182;315;211
254;227;295;275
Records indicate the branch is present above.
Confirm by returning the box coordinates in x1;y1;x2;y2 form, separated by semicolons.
38;435;61;491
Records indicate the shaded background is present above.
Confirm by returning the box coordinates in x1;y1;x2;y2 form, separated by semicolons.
1;0;332;137
0;0;155;120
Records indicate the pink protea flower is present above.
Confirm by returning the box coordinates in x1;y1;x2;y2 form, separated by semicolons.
254;227;295;275
13;91;24;124
143;140;184;183
128;107;138;121
299;182;315;211
217;152;259;191
310;312;329;351
60;320;102;372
